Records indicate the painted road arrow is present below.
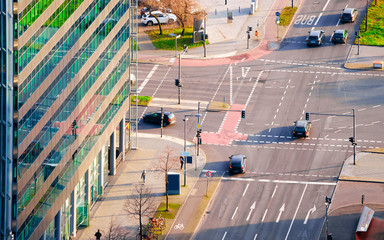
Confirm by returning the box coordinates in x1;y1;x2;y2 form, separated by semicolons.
246;201;256;221
276;203;285;223
304;204;316;224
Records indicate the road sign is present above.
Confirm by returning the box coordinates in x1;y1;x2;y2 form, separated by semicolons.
206;171;212;177
125;123;129;129
275;12;280;16
180;151;190;156
196;123;202;129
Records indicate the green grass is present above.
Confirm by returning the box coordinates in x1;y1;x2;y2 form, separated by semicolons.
130;96;152;106
279;7;298;26
356;0;384;45
154;203;181;219
146;27;206;50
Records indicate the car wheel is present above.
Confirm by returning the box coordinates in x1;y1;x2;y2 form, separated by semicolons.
147;21;153;26
168;19;174;24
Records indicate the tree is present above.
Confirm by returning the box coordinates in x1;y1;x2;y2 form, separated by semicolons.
154;146;179;211
124;185;155;240
102;218;130;240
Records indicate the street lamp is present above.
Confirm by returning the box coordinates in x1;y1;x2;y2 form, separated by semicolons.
169;33;180;57
183;114;201;186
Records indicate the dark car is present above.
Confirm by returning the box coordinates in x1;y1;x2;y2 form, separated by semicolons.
229;154;246;174
340;8;358;23
306;30;325;46
331;29;348;44
293;120;311;138
143;111;176;126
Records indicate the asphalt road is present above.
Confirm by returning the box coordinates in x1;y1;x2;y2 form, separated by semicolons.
134;0;384;239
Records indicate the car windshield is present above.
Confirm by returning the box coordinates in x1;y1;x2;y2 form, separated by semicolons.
342;13;351;18
295;127;305;131
308;36;318;40
334;33;343;37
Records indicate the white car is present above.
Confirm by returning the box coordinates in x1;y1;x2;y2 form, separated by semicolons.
141;11;177;26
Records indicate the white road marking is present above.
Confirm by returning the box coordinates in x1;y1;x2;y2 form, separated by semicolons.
138;65;159;93
246;201;256;221
276;203;285;222
304;205;317;224
254;234;258;240
222;231;227;240
223;178;337;186
231;206;238;220
314;13;322;26
243;183;249;196
322;0;331;11
285;184;308;240
336;19;340;26
271;185;277;198
261;209;268;222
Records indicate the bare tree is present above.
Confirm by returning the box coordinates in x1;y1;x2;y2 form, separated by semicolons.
124;185;155;240
102;218;130;240
154;146;179;211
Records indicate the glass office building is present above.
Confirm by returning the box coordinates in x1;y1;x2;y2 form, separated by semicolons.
0;0;138;238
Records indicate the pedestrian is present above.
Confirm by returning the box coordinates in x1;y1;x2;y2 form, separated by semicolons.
180;157;184;169
141;170;146;184
95;229;102;240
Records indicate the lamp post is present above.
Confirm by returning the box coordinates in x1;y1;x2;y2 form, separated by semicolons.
325;196;332;240
169;33;180;57
183;114;201;186
176;45;188;104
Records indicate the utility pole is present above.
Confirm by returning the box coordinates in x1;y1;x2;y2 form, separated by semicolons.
176;45;188;104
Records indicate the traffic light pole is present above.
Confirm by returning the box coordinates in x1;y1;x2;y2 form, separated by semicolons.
353;109;356;165
178;54;181;104
307;110;357;164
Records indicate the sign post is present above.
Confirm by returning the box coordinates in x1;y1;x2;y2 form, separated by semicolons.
205;171;212;196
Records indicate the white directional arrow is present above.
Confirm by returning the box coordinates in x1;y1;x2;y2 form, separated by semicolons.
276;203;285;223
242;67;250;78
246;201;256;221
303;204;316;224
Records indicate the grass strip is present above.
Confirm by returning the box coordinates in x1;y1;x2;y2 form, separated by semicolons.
146;27;206;50
279;7;298;26
356;0;384;46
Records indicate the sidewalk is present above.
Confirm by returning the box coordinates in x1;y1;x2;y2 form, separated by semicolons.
76;133;205;239
319;151;384;239
137;0;303;61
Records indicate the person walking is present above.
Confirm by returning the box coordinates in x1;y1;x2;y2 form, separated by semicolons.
180;157;184;169
141;170;146;184
95;229;102;240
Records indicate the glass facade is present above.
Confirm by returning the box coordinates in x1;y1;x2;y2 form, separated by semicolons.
0;0;135;238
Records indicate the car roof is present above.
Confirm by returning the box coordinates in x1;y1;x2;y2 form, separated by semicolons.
295;120;308;127
343;8;355;14
334;29;346;34
230;154;245;162
154;110;172;115
309;30;323;36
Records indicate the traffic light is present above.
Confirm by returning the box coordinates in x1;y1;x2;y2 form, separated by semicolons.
241;110;246;119
305;112;310;121
349;137;354;143
175;79;180;86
